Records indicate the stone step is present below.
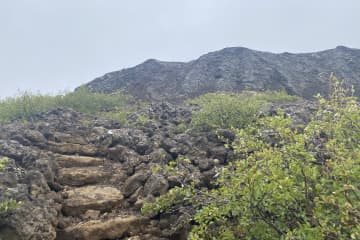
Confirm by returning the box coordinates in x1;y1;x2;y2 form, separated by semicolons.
58;215;148;240
57;167;109;186
52;132;88;145
62;185;124;217
47;142;99;156
55;155;104;168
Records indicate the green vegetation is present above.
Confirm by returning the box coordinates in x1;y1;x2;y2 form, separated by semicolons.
249;90;299;103
143;77;360;239
103;110;129;125
0;157;8;169
56;87;132;114
134;114;151;125
0;87;134;123
188;91;299;131
0;157;20;217
174;123;187;134
0;199;19;216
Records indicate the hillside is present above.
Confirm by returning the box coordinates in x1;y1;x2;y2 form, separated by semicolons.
85;46;360;101
0;50;359;240
0;97;317;240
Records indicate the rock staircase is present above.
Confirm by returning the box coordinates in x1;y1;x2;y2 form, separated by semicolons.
0;106;235;240
48;151;153;240
17;123;160;240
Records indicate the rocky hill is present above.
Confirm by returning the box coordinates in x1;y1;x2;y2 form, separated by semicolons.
85;46;360;101
1;45;359;240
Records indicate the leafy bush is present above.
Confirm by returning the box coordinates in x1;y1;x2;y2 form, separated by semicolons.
174;123;187;134
0;199;19;217
104;110;129;125
0;157;8;170
188;91;299;131
143;77;359;239
0;92;59;123
58;87;132;114
251;90;299;103
0;87;133;123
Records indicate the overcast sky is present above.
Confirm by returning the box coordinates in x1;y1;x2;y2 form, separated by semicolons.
0;0;359;98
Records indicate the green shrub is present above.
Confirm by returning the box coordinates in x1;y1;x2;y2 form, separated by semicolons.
188;91;299;131
135;114;151;125
0;157;20;217
143;77;359;240
251;90;299;103
104;110;129;125
0;157;8;170
0;92;59;123
174;123;187;134
0;199;19;216
58;87;132;114
188;93;263;131
0;87;133;123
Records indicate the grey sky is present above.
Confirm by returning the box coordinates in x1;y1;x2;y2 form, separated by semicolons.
1;0;359;98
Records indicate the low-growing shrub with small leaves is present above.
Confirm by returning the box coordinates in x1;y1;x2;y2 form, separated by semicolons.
188;91;299;131
0;87;134;123
143;77;359;240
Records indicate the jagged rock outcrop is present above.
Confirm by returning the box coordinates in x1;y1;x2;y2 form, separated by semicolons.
84;46;360;101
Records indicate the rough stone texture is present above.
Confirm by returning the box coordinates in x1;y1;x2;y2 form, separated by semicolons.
52;132;87;145
0;140;41;166
55;155;104;168
48;142;99;156
1;203;59;240
23;130;47;144
59;216;148;240
57;167;109;186
84;46;360;101
143;174;169;197
0;159;59;240
148;148;172;164
62;186;124;216
123;172;150;197
109;128;152;155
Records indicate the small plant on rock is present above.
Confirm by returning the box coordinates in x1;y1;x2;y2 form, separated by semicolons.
0;157;20;218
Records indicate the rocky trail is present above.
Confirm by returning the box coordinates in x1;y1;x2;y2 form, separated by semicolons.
0;101;315;240
54;153;147;240
0;103;230;240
